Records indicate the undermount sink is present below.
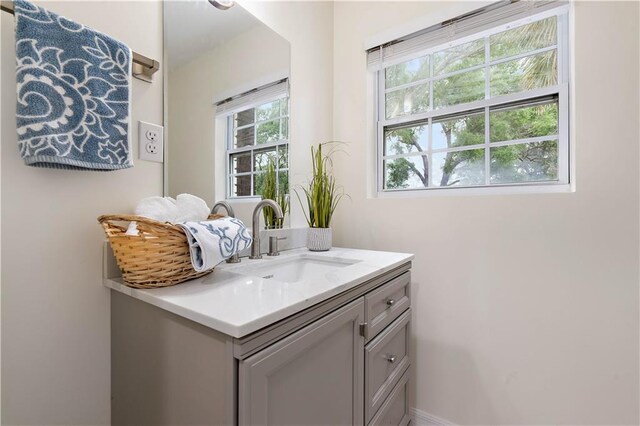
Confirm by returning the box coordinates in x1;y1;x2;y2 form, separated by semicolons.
234;254;361;283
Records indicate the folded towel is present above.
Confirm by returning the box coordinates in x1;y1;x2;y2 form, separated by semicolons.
135;196;180;222
14;0;133;170
125;194;211;235
178;218;252;272
174;194;210;223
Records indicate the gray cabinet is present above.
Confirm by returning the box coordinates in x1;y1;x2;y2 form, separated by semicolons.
364;272;410;340
368;369;411;426
365;310;411;423
111;262;412;426
239;299;364;426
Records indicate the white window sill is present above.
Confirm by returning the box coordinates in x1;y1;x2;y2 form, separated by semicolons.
226;196;262;203
375;183;573;198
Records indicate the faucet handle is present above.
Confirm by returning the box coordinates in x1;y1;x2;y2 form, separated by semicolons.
268;236;287;256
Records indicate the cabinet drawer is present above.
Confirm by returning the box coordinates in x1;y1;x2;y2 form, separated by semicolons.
368;368;410;426
365;309;411;424
365;271;410;340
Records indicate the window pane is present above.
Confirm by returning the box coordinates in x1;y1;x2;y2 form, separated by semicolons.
280;98;289;116
385;84;429;119
383;155;428;190
432;112;485;150
256;99;283;122
490;16;557;61
235;108;254;127
278;170;289;194
278;145;288;169
384;125;427;156
490;50;557;97
432;148;485;187
490;140;558;183
254;148;277;172
253;172;266;196
385;56;429;89
433;39;485;76
230;152;252;174
234;126;254;148
256;118;287;144
433;68;485;109
281;117;289;140
232;175;251;197
490;101;558;142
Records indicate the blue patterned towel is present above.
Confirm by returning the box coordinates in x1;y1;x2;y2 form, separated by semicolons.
14;0;133;170
178;217;253;272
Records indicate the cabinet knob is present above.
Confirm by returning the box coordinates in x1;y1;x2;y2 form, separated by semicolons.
386;299;395;307
386;355;397;363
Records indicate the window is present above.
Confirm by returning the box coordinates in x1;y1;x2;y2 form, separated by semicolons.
370;1;569;193
217;80;289;199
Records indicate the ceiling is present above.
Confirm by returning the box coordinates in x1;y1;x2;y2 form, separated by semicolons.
165;0;262;70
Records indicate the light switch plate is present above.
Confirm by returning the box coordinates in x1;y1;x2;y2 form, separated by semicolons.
138;121;164;163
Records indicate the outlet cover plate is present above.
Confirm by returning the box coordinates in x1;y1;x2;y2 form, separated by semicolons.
139;121;164;163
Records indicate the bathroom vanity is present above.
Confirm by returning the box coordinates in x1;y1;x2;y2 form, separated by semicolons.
106;247;413;426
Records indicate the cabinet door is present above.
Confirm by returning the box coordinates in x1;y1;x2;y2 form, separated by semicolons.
239;298;365;426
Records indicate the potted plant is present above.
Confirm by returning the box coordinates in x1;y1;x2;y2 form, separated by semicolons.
296;142;346;251
262;156;289;229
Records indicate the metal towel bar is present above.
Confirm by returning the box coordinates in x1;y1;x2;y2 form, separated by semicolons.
0;0;159;82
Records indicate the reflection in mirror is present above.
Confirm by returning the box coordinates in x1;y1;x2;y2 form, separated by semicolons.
164;1;291;229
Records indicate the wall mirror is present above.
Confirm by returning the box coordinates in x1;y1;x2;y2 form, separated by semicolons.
164;1;291;229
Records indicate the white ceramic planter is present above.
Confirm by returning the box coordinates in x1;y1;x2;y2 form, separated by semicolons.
307;227;332;251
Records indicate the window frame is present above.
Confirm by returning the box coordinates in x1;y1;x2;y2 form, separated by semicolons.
225;96;290;200
374;6;571;195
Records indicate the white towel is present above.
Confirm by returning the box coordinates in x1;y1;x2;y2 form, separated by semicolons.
174;194;210;223
178;217;252;272
125;194;211;236
135;196;180;222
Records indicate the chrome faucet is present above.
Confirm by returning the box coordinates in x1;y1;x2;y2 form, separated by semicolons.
211;201;240;264
250;199;283;259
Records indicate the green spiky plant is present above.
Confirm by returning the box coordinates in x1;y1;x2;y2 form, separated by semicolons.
295;142;347;228
262;157;289;229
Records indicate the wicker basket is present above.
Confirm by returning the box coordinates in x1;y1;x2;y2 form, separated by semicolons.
98;213;224;289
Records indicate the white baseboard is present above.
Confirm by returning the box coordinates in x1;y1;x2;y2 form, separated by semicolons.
410;407;456;426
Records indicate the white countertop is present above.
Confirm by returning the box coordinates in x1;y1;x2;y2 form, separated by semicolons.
104;247;413;338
